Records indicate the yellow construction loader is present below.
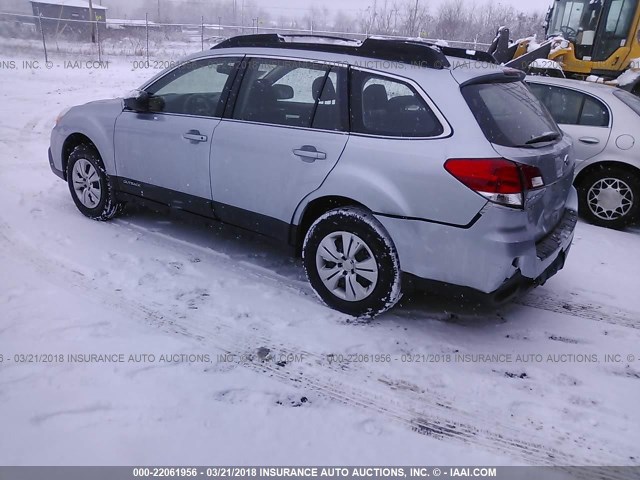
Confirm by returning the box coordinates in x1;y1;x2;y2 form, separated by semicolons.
488;0;640;94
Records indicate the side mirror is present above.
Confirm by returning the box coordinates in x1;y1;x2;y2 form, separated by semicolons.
273;84;294;100
123;90;150;112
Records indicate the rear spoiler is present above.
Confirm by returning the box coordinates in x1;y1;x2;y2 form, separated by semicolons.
459;68;526;88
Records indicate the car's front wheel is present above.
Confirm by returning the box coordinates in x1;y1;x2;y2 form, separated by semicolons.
303;207;402;317
577;165;640;229
66;144;123;221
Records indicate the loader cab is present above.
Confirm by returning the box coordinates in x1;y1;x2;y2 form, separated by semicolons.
547;0;640;62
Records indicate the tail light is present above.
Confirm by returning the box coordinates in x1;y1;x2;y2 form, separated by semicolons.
445;158;545;208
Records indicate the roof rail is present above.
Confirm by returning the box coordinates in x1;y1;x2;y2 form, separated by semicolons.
212;34;451;69
213;33;283;48
276;34;361;44
356;35;498;64
366;35;498;64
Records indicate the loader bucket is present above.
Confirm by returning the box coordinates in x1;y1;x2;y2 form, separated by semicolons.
505;42;553;72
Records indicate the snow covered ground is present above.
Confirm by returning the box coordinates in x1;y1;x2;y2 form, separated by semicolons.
1;55;640;471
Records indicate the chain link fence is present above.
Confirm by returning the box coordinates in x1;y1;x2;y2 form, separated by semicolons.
0;10;491;64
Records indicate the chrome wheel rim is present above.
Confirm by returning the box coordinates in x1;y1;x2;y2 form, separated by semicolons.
315;231;379;302
72;159;101;209
587;177;634;221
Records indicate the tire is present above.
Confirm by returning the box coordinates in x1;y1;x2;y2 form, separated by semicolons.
577;164;640;229
303;207;402;317
66;144;123;221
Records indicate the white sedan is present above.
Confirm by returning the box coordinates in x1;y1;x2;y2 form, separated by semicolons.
527;76;640;229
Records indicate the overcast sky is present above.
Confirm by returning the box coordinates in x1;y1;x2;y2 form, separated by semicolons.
264;0;551;15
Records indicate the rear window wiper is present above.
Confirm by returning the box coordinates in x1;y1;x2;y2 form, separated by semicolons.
524;131;561;146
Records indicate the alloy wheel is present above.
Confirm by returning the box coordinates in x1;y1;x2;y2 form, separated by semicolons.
72;159;102;209
315;231;379;302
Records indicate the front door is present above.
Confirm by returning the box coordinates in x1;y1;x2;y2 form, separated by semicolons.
210;58;349;238
114;56;241;216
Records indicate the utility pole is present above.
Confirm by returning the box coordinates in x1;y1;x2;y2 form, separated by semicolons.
241;0;244;33
157;0;161;22
88;0;96;43
413;0;419;37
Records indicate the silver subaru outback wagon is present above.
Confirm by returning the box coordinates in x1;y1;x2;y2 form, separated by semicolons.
49;34;578;317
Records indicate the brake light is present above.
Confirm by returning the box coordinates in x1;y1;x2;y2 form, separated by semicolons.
444;158;544;208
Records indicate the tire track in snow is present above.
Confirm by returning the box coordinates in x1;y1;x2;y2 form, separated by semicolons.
117;217;640;331
516;292;638;330
1;170;637;332
0;218;635;476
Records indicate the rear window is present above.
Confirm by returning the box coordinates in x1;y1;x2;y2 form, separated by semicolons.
613;89;640;117
462;81;561;147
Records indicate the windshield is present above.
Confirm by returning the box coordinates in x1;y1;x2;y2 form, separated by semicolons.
548;0;603;39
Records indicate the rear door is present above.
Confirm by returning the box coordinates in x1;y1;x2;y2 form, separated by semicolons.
462;80;576;240
527;82;611;162
210;57;349;238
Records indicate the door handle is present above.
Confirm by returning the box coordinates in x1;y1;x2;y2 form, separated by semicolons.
293;145;327;161
578;137;600;145
183;130;208;142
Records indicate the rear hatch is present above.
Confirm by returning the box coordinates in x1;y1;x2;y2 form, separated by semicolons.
461;78;575;241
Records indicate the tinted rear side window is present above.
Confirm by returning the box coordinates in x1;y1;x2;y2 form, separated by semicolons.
613;89;640;117
462;81;560;147
232;58;345;131
350;70;444;137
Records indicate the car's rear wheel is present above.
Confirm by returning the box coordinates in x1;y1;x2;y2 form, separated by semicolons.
66;144;123;221
577;165;640;229
303;207;402;317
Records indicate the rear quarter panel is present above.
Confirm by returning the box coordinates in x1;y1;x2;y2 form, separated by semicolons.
296;68;492;226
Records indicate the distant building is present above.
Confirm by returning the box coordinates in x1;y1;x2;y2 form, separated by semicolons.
106;18;159;32
30;0;107;36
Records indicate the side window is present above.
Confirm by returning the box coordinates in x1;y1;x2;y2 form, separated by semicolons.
528;83;609;127
311;71;342;131
604;0;637;36
233;58;344;130
580;96;610;126
594;0;638;60
350;70;444;137
146;57;240;117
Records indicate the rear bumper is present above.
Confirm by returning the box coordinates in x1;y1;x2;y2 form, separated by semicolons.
376;187;578;303
404;244;570;306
